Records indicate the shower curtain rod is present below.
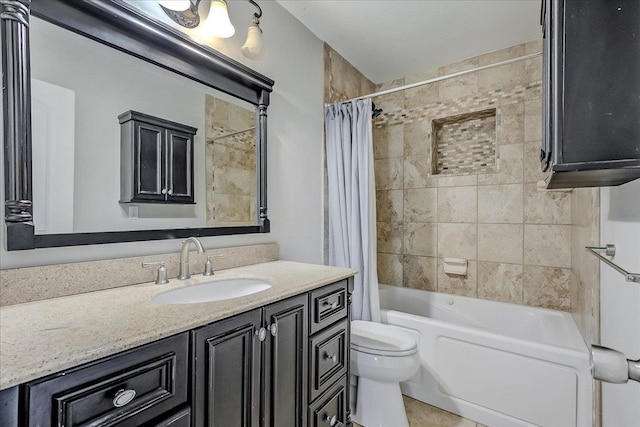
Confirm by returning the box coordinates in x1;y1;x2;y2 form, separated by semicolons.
326;52;542;106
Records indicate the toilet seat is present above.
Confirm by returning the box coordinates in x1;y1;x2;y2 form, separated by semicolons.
351;320;417;357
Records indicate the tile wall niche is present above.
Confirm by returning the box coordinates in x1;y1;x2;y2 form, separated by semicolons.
373;40;580;312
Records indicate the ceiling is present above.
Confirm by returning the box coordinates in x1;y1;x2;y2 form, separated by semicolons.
276;0;542;84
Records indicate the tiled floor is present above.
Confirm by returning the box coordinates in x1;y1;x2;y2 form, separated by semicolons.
354;395;484;427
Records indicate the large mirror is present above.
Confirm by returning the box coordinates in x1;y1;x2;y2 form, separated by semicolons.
2;0;273;250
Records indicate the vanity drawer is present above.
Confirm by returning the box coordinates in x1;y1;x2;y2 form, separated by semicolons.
149;406;191;427
309;320;348;402
307;377;347;427
310;280;348;334
25;333;189;427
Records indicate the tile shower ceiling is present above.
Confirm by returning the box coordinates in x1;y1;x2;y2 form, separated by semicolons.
276;0;541;83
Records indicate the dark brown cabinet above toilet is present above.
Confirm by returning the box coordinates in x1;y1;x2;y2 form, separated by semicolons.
541;0;640;188
119;111;197;204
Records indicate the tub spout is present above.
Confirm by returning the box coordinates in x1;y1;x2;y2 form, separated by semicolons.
629;359;640;383
591;344;640;384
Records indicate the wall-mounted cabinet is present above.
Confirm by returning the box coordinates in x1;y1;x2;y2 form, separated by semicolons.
119;111;196;204
541;0;640;189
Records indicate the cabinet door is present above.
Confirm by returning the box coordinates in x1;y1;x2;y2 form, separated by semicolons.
0;386;18;427
166;130;194;203
134;122;166;201
263;295;308;427
562;0;640;164
193;310;262;427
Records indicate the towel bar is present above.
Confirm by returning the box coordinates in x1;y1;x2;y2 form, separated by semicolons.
586;244;640;283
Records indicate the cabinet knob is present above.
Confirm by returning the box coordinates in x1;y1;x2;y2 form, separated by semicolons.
168;189;173;195
256;327;267;342
269;323;278;337
324;352;337;363
161;188;167;195
324;414;342;427
322;300;338;310
112;389;136;407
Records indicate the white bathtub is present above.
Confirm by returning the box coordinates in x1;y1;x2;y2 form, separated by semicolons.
379;285;592;427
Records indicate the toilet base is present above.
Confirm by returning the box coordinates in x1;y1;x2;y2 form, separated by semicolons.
351;377;409;427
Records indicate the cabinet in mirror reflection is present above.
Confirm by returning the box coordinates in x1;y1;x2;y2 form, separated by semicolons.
29;16;259;235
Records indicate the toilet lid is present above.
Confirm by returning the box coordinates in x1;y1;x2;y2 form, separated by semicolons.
351;320;417;356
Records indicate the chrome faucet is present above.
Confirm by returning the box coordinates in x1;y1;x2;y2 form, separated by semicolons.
178;237;205;280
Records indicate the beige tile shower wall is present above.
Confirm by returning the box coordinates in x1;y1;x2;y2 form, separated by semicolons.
570;188;600;342
374;40;578;312
323;43;376;104
570;187;602;427
0;243;279;306
204;95;257;226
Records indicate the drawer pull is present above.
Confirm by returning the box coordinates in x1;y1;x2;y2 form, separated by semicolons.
324;414;343;427
322;301;338;310
324;352;337;363
112;389;136;407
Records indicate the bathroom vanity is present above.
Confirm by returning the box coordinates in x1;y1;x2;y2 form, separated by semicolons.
0;261;355;427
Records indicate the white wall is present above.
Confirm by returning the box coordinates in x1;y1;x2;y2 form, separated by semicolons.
30;17;214;233
600;179;640;427
0;1;324;268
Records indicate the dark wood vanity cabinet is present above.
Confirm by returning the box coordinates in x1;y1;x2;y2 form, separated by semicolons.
1;280;352;427
541;0;640;188
119;111;197;204
192;294;308;427
23;333;190;427
308;281;350;427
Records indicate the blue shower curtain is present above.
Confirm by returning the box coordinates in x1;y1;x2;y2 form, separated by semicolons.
325;99;380;322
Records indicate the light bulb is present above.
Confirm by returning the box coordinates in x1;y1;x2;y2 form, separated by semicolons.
200;0;235;38
242;23;264;59
157;0;191;12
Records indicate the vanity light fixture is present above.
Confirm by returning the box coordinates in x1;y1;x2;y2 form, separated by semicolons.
158;0;265;58
159;0;202;28
157;0;191;12
198;0;235;38
241;1;264;59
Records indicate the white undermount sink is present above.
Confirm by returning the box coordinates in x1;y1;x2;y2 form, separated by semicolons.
153;278;271;304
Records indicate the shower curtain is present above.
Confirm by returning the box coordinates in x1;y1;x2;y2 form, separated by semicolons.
325;99;380;322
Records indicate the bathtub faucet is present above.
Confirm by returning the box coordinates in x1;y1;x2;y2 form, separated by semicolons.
591;345;640;384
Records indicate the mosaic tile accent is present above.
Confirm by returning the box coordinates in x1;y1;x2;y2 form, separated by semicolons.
432;109;496;175
373;81;541;128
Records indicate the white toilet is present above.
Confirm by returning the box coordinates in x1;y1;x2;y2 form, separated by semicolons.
350;320;420;427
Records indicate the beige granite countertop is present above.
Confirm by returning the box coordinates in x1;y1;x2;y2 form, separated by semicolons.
0;260;356;390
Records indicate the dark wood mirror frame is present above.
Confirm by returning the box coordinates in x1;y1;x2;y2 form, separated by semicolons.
1;0;274;250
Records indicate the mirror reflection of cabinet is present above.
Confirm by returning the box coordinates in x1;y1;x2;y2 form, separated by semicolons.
119;111;196;204
1;0;274;250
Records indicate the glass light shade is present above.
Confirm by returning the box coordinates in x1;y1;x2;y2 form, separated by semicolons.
157;0;191;11
242;24;264;59
200;0;235;38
